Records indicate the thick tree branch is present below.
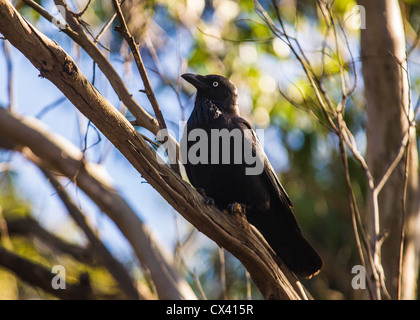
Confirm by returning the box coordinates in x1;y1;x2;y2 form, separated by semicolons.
0;107;194;300
22;0;159;134
23;0;180;174
0;1;305;299
4;217;94;264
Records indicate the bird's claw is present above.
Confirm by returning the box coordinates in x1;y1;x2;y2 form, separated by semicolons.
227;202;247;216
205;197;215;206
197;188;215;206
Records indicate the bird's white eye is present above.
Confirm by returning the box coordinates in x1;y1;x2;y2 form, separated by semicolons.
212;81;219;87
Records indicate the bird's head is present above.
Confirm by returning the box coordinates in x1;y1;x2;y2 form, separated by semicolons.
182;73;239;114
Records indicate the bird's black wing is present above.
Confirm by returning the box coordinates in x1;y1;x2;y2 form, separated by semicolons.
235;117;322;278
235;117;293;209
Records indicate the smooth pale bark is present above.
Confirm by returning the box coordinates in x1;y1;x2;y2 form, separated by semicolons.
359;0;420;299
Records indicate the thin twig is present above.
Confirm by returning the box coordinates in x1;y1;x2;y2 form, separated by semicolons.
2;41;14;111
173;213;207;300
73;0;92;17
145;36;186;121
397;129;410;299
111;0;165;132
22;0;162;136
336;113;376;299
245;270;251;300
397;41;416;299
94;13;117;44
219;248;228;299
35;96;67;119
197;25;274;43
258;0;386;298
111;0;180;175
374;131;410;195
256;0;339;133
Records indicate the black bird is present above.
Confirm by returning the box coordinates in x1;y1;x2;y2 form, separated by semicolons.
181;73;322;278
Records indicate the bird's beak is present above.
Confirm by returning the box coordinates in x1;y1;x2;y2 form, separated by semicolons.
181;73;208;90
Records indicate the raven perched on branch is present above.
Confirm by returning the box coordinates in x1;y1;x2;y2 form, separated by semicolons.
181;73;322;278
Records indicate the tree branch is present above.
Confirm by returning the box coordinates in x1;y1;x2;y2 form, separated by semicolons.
4;217;94;264
22;0;159;134
41;168;141;300
0;1;305;299
24;0;180;175
111;0;180;175
0;107;194;300
111;0;166;133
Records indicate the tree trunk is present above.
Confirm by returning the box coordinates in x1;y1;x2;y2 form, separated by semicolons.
359;0;420;299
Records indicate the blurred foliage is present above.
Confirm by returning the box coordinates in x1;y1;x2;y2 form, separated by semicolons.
0;167;122;299
2;0;420;300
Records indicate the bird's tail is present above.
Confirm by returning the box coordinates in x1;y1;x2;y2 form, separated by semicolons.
275;228;323;278
248;209;322;278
